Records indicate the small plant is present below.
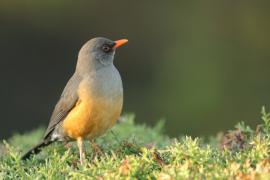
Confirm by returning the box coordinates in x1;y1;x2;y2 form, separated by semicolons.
261;106;270;134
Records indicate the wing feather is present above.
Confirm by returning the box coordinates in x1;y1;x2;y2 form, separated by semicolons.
43;73;81;139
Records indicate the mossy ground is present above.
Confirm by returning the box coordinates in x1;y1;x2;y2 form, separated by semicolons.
1;109;270;179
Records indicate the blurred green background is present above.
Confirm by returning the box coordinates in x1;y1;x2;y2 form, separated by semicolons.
1;1;270;138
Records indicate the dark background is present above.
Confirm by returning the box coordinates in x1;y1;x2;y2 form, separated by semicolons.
1;1;270;139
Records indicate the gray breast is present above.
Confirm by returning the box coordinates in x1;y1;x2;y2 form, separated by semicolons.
86;65;123;100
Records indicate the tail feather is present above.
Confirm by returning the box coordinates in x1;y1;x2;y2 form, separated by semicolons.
21;140;52;160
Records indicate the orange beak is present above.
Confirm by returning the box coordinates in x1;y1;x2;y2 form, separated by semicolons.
113;39;128;49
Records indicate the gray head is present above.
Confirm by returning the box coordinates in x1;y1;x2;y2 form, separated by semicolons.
76;37;128;74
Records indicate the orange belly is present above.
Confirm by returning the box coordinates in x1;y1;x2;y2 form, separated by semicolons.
62;89;122;140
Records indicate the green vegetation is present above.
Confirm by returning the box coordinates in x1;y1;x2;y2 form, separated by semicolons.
1;109;270;179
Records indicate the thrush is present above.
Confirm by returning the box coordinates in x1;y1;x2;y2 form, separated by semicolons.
21;37;128;164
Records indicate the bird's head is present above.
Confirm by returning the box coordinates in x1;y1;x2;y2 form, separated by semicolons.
77;37;128;72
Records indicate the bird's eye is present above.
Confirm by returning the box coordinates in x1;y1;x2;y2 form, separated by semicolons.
102;45;111;53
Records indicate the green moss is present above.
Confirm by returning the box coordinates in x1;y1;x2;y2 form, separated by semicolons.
1;110;270;179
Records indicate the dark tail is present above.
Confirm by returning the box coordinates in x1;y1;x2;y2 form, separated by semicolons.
21;140;53;160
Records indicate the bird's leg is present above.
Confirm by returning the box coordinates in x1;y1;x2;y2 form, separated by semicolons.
89;139;104;158
77;137;85;165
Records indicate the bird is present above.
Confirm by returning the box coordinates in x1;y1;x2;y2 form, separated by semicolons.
21;37;128;164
